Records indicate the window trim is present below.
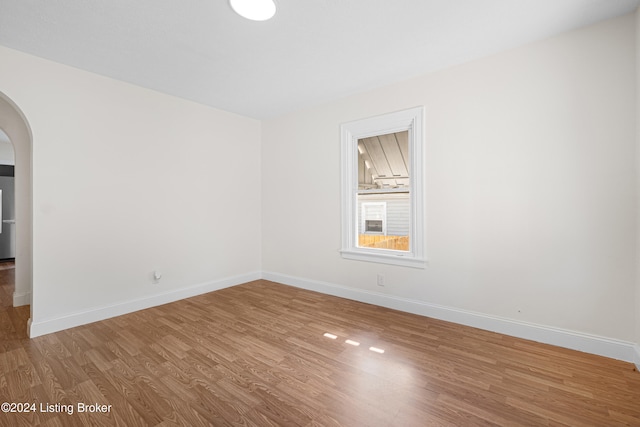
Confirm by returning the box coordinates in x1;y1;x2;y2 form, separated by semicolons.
340;106;426;268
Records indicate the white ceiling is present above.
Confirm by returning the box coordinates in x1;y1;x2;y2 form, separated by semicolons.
0;0;638;119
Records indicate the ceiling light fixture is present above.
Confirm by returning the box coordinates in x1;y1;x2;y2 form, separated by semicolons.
230;0;276;21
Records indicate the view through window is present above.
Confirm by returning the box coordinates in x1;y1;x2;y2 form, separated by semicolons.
357;132;410;252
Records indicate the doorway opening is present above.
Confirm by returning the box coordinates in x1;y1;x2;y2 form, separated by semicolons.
0;127;25;338
0;129;15;262
0;91;33;338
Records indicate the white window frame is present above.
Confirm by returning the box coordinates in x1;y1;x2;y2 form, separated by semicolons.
340;106;426;268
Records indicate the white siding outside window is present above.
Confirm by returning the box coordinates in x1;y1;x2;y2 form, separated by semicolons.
361;202;387;234
359;194;409;236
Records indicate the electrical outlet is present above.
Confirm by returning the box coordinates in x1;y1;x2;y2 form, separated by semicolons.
152;270;162;283
377;274;385;287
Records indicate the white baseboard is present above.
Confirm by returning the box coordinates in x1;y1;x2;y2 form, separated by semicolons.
13;290;31;307
262;271;637;364
26;269;639;365
29;271;261;338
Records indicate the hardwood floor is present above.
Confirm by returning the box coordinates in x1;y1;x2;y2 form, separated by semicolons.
1;270;639;426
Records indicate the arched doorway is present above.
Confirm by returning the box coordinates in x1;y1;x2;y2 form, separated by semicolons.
0;129;16;263
0;92;33;335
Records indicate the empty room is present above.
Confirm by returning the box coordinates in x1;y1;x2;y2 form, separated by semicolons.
1;0;640;425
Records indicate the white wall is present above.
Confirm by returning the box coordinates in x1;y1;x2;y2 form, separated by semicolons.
0;130;15;165
0;144;15;165
262;13;637;348
0;46;262;335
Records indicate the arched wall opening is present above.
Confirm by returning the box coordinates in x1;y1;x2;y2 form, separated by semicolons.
0;91;33;334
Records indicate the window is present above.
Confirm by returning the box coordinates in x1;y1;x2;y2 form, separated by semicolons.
362;202;386;234
340;107;425;268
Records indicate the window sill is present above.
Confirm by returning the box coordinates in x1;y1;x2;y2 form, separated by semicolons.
340;249;427;269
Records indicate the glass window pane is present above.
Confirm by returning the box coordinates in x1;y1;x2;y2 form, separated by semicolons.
357;195;409;251
357;131;409;190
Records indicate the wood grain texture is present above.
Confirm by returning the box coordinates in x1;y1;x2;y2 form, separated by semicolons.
1;267;639;426
358;235;409;251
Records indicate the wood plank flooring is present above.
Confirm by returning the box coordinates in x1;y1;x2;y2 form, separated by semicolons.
1;268;639;426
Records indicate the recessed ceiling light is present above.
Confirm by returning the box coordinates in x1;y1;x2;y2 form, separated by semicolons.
230;0;276;21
